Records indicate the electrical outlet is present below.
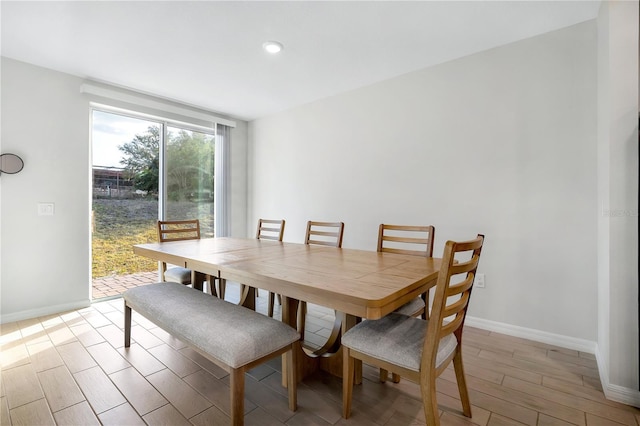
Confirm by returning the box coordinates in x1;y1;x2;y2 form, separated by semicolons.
37;202;55;216
475;273;485;288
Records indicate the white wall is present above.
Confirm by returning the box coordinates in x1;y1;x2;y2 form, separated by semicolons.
1;59;92;320
597;0;639;403
0;58;249;322
249;22;598;343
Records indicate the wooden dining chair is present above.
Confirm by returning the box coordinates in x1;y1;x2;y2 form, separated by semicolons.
257;219;286;241
256;219;286;317
342;234;484;425
157;219;213;295
378;224;435;319
298;221;345;339
377;224;435;382
305;220;345;247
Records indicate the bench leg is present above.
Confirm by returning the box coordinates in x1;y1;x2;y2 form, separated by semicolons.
230;367;245;426
124;303;132;348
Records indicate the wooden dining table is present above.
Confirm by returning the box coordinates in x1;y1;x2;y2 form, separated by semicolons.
133;237;441;381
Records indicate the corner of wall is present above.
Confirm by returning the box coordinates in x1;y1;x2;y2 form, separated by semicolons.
595;344;640;408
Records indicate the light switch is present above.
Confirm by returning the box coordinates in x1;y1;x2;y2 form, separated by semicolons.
37;203;55;216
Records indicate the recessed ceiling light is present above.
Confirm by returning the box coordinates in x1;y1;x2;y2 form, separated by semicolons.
263;41;283;54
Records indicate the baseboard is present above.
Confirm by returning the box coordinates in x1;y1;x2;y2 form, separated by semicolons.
595;347;640;408
602;382;640;407
465;315;597;353
467;315;640;408
0;299;91;324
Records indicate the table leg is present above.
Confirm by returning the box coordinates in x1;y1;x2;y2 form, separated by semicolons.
218;278;226;300
318;313;362;384
280;301;362;386
205;275;218;297
192;271;205;291
239;284;255;311
281;296;318;386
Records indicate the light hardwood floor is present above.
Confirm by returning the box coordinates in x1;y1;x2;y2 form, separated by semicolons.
1;283;639;425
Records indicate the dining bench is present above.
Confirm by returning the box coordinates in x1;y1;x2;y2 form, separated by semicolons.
123;282;299;426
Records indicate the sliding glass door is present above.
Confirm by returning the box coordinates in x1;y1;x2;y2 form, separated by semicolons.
164;125;215;237
91;109;217;299
91;110;161;299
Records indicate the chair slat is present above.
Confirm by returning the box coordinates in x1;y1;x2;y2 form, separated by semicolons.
305;221;344;248
378;224;434;257
256;219;285;241
382;235;431;245
309;230;341;238
157;219;201;242
380;247;430;257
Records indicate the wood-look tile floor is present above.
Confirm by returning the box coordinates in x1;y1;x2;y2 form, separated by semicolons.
1;283;639;425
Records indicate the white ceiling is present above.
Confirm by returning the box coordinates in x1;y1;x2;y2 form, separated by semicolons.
1;1;601;121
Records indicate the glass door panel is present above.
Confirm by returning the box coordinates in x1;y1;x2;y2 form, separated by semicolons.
165;125;215;238
91;110;160;298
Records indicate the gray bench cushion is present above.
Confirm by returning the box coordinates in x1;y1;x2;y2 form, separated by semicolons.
124;282;300;369
342;312;457;371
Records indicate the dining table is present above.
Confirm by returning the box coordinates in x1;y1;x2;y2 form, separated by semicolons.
133;237;442;383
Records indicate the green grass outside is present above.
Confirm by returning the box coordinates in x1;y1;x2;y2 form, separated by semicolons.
92;199;158;278
92;225;157;277
91;197;215;278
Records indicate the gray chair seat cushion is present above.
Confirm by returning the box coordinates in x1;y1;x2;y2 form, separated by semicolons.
164;266;192;284
393;297;425;317
124;282;300;368
342;312;457;371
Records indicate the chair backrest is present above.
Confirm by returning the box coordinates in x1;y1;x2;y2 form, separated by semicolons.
157;219;201;242
305;221;344;248
421;234;484;372
256;219;286;241
377;224;435;257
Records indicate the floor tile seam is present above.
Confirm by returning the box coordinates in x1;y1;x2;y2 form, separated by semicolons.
108;367;170;417
486;411;529;425
139;401;174;421
495;375;619;423
6;396;54;417
511;352;599;374
437;373;543;419
484;331;575;354
73;366;130;416
475;352;593;382
540;375;637;411
181;375;231;417
464;357;544;385
44;389;89;416
146;366;215;419
97;400;143;421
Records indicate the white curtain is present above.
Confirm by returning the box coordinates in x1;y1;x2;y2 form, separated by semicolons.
214;124;231;237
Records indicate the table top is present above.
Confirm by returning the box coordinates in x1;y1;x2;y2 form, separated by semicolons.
134;237;441;319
